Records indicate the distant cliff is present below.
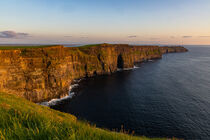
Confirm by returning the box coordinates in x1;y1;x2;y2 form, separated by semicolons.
0;44;188;102
160;46;188;53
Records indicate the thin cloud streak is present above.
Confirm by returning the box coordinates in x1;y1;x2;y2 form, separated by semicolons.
199;36;210;38
182;36;193;38
0;31;29;38
128;35;137;38
64;36;73;38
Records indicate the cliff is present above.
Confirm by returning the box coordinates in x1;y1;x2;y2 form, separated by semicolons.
160;46;188;53
0;44;188;102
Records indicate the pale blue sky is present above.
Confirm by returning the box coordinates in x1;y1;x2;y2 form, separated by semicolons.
0;0;210;44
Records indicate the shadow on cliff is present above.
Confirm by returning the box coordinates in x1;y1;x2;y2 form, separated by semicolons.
117;54;124;69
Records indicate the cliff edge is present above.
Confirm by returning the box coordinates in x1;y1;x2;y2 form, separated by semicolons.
0;44;188;102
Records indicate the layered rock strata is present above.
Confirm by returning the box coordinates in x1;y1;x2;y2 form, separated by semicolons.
0;44;188;102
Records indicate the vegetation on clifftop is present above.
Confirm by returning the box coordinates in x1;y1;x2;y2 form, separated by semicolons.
0;93;167;140
0;45;56;50
0;92;167;140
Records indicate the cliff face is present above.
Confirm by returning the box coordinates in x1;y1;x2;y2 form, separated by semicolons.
160;46;188;53
0;44;188;102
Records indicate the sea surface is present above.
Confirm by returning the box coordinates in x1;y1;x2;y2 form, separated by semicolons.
51;46;210;140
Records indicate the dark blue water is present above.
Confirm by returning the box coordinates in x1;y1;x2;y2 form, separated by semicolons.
52;46;210;140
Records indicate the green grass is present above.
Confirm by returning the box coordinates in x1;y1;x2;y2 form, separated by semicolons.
0;45;56;50
0;92;168;140
0;44;102;50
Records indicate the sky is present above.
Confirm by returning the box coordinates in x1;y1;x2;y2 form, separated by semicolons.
0;0;210;45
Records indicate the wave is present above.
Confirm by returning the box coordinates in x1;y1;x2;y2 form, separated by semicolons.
39;65;142;107
117;65;139;71
74;79;82;83
39;64;141;106
39;83;79;106
134;65;140;69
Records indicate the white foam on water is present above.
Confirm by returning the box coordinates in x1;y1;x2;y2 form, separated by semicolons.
123;67;135;71
73;79;82;83
134;65;140;69
69;84;79;90
118;65;140;71
117;68;123;71
39;84;79;107
39;65;142;107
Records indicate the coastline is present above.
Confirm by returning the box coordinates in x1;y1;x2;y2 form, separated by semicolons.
0;44;188;103
38;56;169;107
39;65;141;106
0;44;189;140
39;83;79;106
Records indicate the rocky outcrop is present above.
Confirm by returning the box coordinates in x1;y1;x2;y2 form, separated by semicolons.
0;44;188;102
160;46;188;53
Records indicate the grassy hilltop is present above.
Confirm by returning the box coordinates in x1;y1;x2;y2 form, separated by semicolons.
0;92;166;140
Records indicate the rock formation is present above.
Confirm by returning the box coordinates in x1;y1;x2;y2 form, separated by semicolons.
0;44;188;102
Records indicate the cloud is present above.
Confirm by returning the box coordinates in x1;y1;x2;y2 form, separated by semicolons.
0;31;29;38
128;35;137;38
199;36;210;38
64;35;73;38
182;36;192;38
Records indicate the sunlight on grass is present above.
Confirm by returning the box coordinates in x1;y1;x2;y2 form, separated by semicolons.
0;92;167;140
0;45;56;50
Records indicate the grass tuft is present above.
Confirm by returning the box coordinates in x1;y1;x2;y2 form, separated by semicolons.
0;92;167;140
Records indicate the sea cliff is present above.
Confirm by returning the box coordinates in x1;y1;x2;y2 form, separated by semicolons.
0;44;188;102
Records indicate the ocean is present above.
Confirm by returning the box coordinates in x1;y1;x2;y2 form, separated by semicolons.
51;46;210;140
